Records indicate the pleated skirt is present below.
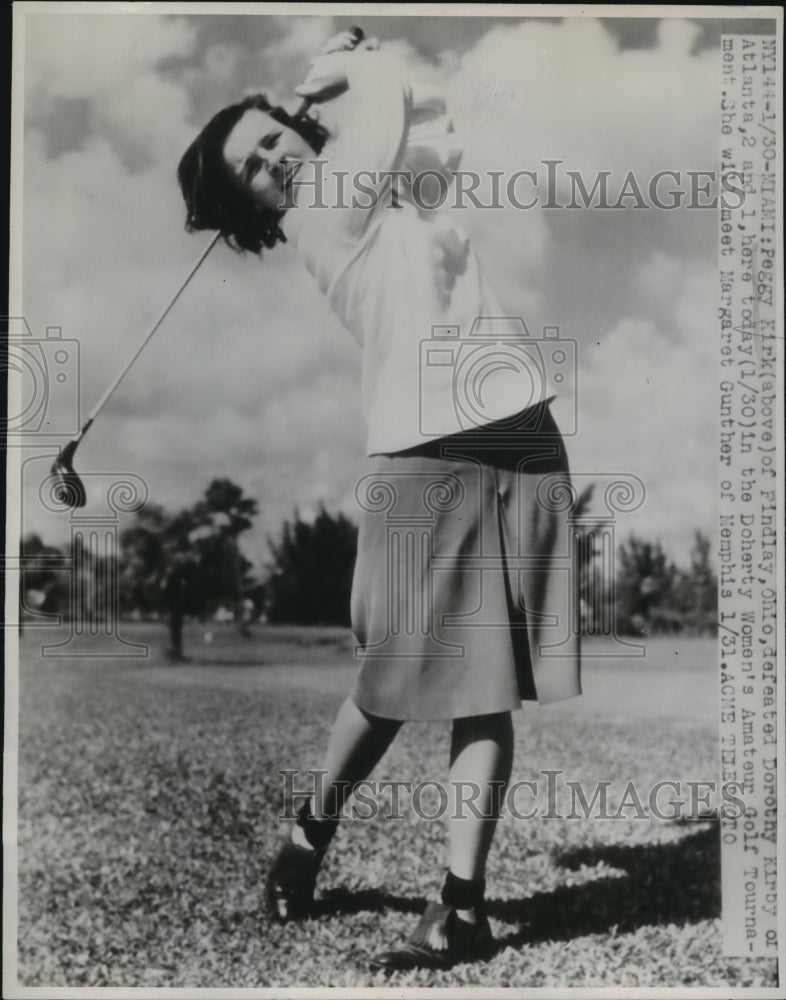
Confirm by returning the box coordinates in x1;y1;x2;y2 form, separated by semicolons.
350;402;582;721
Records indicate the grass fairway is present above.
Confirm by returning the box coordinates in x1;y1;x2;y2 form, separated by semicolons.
12;624;778;989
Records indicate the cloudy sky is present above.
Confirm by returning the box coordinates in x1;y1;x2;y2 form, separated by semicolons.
14;6;739;570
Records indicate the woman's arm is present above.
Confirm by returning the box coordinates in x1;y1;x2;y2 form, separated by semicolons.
288;44;412;240
293;30;380;105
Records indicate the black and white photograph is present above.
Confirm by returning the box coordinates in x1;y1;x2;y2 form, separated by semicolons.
4;3;784;994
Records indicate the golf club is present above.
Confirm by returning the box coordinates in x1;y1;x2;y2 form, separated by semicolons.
50;229;222;508
50;26;364;509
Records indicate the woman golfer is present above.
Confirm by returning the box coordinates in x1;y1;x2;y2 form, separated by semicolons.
178;29;580;971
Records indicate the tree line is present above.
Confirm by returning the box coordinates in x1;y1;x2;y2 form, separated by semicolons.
20;477;717;655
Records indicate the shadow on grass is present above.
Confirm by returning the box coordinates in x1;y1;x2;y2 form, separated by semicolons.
313;824;720;952
489;823;720;951
314;887;425;919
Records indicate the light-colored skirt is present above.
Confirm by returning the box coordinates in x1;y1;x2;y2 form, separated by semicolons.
350;403;581;721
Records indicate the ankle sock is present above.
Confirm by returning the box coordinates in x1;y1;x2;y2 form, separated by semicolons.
290;824;315;851
441;870;486;913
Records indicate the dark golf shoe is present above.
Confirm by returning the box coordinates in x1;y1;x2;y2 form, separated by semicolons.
264;840;325;923
265;802;338;922
369;901;493;972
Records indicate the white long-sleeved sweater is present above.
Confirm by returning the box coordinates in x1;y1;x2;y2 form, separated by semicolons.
282;48;554;455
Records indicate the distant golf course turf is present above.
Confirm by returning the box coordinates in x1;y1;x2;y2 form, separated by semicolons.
11;624;779;988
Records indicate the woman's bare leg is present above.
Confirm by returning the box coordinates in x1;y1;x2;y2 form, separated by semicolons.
368;710;513;967
296;696;401;834
268;696;400;920
447;711;513;885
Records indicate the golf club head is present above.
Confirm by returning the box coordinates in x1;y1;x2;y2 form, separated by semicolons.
51;439;87;509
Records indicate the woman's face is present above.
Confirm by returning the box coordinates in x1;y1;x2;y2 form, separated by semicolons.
223;109;314;211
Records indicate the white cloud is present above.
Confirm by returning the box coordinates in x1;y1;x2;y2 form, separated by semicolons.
446;18;716;180
24;13;197;106
567;257;717;561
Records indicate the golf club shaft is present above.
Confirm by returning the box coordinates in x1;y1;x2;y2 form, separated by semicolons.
67;229;223;448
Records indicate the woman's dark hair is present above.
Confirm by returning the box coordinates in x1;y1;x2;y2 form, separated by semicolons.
177;94;328;254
